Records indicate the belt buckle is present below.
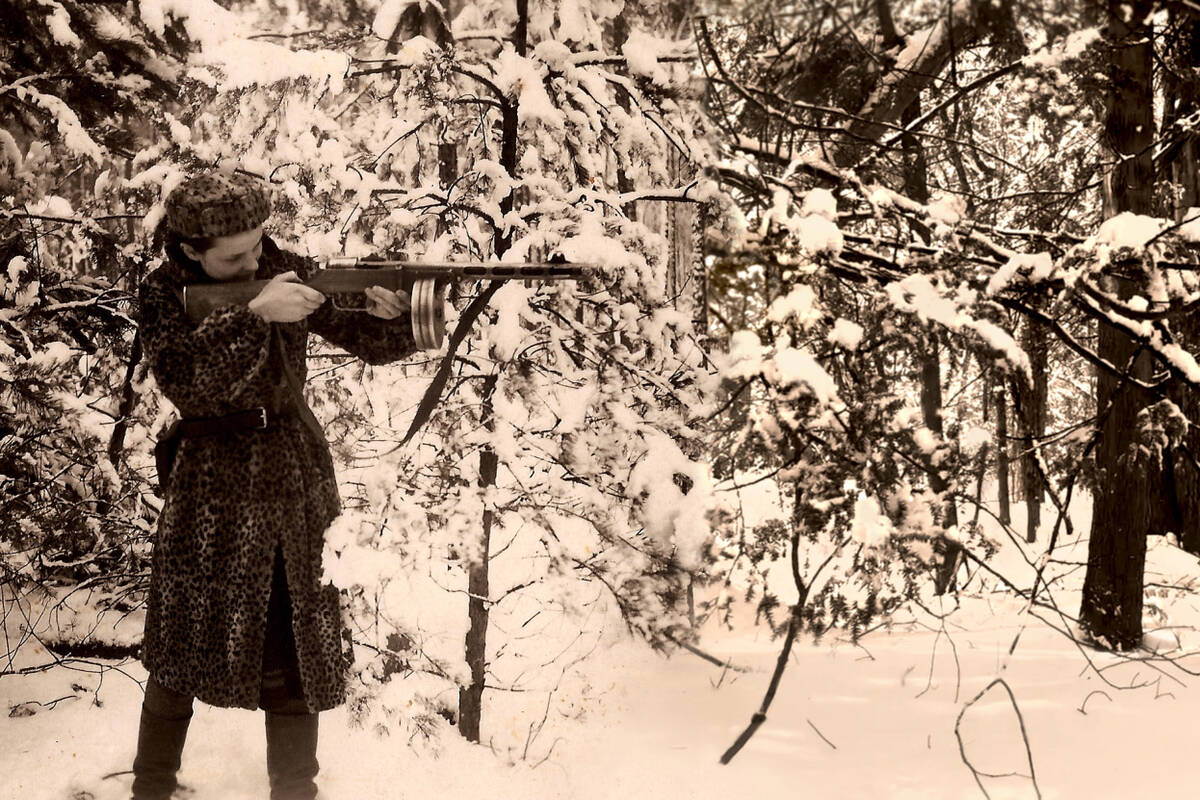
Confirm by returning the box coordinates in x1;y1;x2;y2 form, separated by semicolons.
253;407;269;430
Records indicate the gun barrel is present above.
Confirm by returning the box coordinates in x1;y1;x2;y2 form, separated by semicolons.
321;260;596;280
182;262;596;323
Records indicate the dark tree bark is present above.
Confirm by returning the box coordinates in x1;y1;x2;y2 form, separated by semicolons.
455;0;522;742
379;0;500;741
1018;318;1048;543
1162;6;1200;553
896;88;962;593
995;377;1012;526
923;340;962;593
1168;315;1200;554
1079;1;1156;650
459;377;499;742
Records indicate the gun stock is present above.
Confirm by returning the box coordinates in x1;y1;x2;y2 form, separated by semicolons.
182;261;597;350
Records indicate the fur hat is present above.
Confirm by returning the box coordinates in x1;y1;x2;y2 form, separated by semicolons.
165;171;271;239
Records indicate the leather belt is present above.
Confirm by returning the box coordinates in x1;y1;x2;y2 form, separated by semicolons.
177;407;286;438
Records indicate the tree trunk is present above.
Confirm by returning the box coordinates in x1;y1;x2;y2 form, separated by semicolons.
1018;317;1048;543
379;0;501;740
922;340;961;594
456;0;525;741
995;378;1011;526
458;377;499;742
897;91;962;594
1164;6;1200;553
1169;313;1200;553
1079;2;1156;650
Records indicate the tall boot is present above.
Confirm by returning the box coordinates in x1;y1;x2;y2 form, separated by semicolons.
265;710;320;800
130;705;192;800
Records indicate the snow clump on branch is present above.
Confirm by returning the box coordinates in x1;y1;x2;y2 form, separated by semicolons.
1095;212;1164;251
886;274;1032;379
849;493;893;549
628;431;714;572
140;0;351;91
827;318;864;350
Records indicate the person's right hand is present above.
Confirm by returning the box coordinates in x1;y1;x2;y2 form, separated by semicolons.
247;271;325;323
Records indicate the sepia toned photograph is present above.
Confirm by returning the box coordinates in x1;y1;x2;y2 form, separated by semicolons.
2;0;1198;797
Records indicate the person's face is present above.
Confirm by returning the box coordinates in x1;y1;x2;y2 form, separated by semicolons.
181;226;264;282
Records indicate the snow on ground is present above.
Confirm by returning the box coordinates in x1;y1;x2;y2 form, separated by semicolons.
5;489;1200;800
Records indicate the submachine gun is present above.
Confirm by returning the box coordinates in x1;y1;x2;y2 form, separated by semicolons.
182;258;596;350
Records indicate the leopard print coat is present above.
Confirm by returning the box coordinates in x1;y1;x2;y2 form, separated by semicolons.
138;236;415;712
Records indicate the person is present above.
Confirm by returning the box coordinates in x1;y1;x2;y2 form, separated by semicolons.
131;170;416;800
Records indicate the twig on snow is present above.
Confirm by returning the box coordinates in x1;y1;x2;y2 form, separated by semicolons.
955;678;1042;800
807;718;837;750
669;636;750;673
717;531;848;764
1077;689;1111;715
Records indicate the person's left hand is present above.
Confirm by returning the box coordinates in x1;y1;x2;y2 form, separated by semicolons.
364;286;411;319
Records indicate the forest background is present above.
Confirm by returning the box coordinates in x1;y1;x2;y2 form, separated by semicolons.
7;0;1200;796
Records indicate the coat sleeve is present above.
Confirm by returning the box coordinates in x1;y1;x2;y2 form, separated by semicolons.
138;276;274;414
289;254;419;366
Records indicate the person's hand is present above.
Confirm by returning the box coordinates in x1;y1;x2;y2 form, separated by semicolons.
248;271;325;322
364;286;412;320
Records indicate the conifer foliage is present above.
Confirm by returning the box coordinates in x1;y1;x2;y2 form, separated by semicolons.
17;0;1200;766
2;1;189;619
2;0;720;741
699;0;1200;658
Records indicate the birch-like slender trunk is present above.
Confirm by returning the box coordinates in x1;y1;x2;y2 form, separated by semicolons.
455;0;520;742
